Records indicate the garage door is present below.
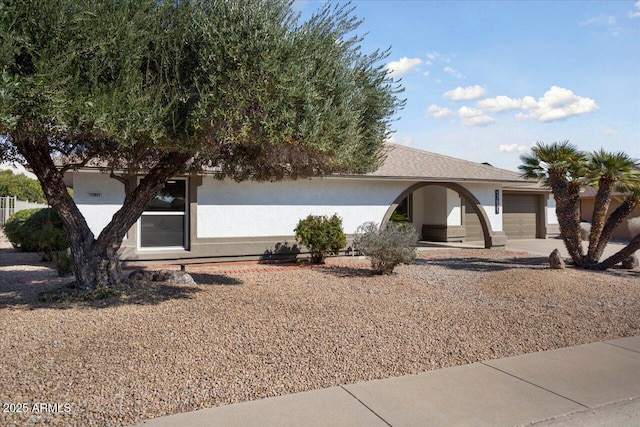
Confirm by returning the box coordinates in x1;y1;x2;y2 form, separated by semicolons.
464;199;484;242
503;194;539;239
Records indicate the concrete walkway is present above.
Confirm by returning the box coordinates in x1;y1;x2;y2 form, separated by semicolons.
135;336;640;427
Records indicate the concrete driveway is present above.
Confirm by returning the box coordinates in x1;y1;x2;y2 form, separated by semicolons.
505;237;637;261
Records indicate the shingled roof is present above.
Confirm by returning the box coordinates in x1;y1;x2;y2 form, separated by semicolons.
360;144;529;184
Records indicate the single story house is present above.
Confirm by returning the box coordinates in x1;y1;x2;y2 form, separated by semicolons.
63;144;558;265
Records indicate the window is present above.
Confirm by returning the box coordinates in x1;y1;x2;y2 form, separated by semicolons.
139;179;187;249
391;194;413;223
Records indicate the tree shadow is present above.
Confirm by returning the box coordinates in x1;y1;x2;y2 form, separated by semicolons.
188;273;244;286
317;265;378;278
259;241;300;262
0;272;243;310
416;255;550;272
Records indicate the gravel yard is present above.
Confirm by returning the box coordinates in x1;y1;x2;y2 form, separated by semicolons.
1;237;639;426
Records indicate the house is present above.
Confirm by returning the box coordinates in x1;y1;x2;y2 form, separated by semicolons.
64;144;558;265
579;187;640;241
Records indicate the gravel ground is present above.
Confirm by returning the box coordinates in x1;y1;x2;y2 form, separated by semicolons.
1;236;639;426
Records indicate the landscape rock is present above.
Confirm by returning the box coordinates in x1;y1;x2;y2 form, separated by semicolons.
549;249;565;269
622;254;638;270
128;269;196;284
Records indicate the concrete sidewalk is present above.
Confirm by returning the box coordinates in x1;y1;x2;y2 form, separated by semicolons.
135;336;640;427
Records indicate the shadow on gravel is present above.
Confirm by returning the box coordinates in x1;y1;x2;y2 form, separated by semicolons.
317;266;377;278
188;273;244;286
417;255;549;272
0;281;205;310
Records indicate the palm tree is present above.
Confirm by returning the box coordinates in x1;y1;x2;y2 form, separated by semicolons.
594;187;640;268
585;150;640;263
519;141;588;266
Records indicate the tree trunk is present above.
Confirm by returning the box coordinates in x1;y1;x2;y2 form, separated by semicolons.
15;135;191;290
591;195;638;262
549;173;584;266
586;178;614;263
597;233;640;270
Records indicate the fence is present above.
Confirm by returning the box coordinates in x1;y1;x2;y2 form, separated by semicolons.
0;196;48;226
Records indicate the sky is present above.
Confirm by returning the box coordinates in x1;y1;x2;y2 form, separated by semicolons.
296;0;640;172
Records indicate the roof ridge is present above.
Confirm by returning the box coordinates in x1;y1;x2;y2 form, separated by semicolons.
384;143;522;176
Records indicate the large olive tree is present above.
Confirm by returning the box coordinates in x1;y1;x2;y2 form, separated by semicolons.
0;0;403;290
520;141;639;269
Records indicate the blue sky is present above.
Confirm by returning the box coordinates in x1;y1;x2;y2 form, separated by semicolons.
297;0;640;171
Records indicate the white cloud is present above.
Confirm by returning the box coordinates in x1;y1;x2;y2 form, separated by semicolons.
580;15;617;26
426;104;454;119
444;85;486;101
602;128;620;136
386;57;422;77
422;71;430;77
498;144;530;153
529;86;598;122
458;106;494;126
426;52;439;60
443;66;463;79
476;86;597;122
386;134;414;147
630;1;640;18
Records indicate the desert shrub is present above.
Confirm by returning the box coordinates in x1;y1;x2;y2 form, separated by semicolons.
294;214;347;263
354;221;419;274
55;251;74;277
3;208;68;258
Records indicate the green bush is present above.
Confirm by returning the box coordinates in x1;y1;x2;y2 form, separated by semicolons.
354;221;419;274
54;251;74;277
294;214;347;263
3;208;68;259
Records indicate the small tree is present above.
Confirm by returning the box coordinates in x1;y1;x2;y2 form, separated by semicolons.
294;214;347;263
354;221;418;274
0;0;403;290
520;141;640;269
0;170;46;203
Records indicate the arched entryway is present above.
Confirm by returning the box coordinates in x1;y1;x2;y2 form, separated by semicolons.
380;182;505;249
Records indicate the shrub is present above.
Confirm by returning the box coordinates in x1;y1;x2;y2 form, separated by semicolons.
3;208;68;259
354;221;419;274
55;250;74;277
294;214;347;263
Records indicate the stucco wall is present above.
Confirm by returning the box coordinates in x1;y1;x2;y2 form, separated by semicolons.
73;172;125;237
462;183;503;232
446;189;462;226
196;177;412;238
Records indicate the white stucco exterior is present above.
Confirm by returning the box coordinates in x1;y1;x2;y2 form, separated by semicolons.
463;183;503;232
73;172;125;237
196;177;412;238
547;195;558;224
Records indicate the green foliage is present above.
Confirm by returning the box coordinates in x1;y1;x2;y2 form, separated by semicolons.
354;221;419;275
389;211;409;223
0;0;403;178
54;250;74;277
294;214;347;263
0;170;46;203
3;208;68;258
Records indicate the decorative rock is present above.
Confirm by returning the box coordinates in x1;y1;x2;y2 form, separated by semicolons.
128;269;153;281
127;269;196;284
622;254;638;270
549;249;565;269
